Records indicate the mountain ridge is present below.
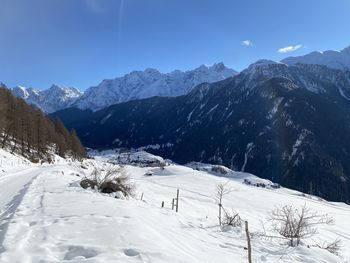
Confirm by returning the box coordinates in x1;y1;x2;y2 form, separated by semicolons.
282;45;350;70
73;62;236;111
8;63;236;113
52;61;350;203
11;84;82;113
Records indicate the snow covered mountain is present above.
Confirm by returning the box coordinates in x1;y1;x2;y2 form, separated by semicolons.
53;60;350;203
282;45;350;70
9;63;236;112
73;62;237;111
11;84;82;113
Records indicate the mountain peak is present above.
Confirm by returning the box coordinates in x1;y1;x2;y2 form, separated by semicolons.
49;84;66;92
74;63;237;111
49;84;83;94
10;85;83;113
14;85;27;92
194;62;232;73
281;44;350;70
244;60;286;74
144;68;161;74
210;62;226;71
253;59;283;66
195;64;210;71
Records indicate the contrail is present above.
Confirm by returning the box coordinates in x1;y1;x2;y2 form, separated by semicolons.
117;0;124;49
115;0;125;70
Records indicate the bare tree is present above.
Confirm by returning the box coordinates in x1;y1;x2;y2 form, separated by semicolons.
215;183;231;226
269;204;333;247
0;86;86;161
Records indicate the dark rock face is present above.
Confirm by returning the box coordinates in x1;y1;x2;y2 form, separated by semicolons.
52;63;350;203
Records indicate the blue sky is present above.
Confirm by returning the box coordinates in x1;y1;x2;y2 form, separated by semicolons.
1;0;350;90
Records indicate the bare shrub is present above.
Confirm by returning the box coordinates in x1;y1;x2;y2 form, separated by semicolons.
80;166;135;198
315;239;341;256
222;208;242;227
80;178;97;189
269;204;333;247
100;174;135;197
211;165;228;175
159;162;166;170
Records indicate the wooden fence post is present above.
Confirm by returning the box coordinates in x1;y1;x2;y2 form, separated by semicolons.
161;201;164;208
172;198;175;210
245;221;252;263
175;189;179;213
140;192;144;201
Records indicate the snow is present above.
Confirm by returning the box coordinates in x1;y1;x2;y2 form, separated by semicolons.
74;63;236;111
238;58;350;96
290;130;313;166
207;104;219;115
239;60;297;91
241;142;254;172
89;149;167;167
338;86;350;100
138;143;174;151
0;148;349;262
267;97;283;120
282;45;350;71
10;84;82;113
291;130;309;158
8;64;236;113
187;109;195;121
100;113;112;124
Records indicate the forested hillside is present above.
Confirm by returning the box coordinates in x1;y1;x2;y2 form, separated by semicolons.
0;85;86;161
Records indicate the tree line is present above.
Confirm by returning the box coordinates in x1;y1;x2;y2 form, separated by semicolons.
0;85;86;161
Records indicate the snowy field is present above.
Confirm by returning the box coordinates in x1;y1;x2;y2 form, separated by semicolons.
0;148;349;263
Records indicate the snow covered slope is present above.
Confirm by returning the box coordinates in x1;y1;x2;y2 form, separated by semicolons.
74;63;237;111
11;84;82;113
0;149;349;262
282;45;350;71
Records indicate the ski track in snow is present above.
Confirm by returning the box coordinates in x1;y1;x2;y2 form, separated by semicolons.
0;167;42;252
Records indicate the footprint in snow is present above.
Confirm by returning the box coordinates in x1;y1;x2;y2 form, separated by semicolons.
63;245;98;260
124;248;141;257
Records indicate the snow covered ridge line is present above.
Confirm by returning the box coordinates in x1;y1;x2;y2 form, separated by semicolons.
0;148;349;262
6;62;236;113
10;84;82;113
138;142;174;150
282;45;350;71
89;148;169;167
73;62;236;111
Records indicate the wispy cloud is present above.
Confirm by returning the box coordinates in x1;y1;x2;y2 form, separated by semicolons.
277;44;303;53
85;0;111;13
242;40;253;47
